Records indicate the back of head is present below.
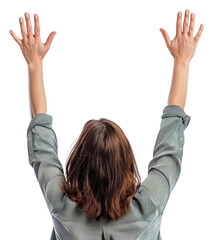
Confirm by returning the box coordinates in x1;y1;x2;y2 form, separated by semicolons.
60;118;141;222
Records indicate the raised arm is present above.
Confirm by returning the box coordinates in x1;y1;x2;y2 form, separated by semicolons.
160;9;204;110
136;9;203;215
9;12;56;119
9;12;66;215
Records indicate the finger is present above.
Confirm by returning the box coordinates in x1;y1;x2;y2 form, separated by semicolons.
45;32;57;49
176;11;182;37
19;17;28;42
9;30;22;47
34;14;40;39
183;9;190;36
194;24;204;42
24;12;33;38
160;28;171;46
188;13;195;37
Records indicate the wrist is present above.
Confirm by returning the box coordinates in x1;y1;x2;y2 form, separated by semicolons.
28;60;43;69
174;57;190;67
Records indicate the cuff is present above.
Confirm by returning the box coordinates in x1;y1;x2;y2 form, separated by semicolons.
26;113;53;137
161;104;191;129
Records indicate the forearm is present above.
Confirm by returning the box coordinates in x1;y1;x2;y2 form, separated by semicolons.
28;61;47;119
168;58;190;110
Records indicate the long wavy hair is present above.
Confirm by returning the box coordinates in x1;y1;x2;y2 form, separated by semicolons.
60;118;141;222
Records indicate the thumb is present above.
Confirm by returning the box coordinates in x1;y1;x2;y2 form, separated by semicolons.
45;31;56;49
160;28;171;46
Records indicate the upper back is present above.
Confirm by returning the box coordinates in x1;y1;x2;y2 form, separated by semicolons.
50;184;162;240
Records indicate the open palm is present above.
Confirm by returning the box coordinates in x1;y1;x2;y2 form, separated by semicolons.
9;12;56;65
160;9;204;64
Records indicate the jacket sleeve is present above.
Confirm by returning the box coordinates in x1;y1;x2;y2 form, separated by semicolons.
140;104;191;214
26;113;66;213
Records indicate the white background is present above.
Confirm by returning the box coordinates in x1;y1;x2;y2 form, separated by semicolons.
1;0;212;239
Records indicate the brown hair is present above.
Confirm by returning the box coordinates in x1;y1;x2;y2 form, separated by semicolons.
60;118;141;222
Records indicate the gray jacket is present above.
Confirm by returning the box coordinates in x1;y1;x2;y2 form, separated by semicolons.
26;104;191;240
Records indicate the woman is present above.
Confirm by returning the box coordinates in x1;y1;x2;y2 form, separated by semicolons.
9;9;203;240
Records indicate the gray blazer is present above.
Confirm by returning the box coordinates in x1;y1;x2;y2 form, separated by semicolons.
26;104;191;240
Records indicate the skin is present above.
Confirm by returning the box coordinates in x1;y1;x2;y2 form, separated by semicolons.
9;12;56;119
9;10;203;118
160;9;204;110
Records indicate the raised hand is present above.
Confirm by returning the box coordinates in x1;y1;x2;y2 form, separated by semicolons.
160;9;204;64
9;12;56;66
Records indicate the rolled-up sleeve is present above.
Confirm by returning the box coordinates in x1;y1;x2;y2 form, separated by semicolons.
26;113;66;213
140;104;191;214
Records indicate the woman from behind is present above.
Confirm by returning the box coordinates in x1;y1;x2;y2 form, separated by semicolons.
9;8;203;240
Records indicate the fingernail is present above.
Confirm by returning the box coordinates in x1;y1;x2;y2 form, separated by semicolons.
178;11;182;16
